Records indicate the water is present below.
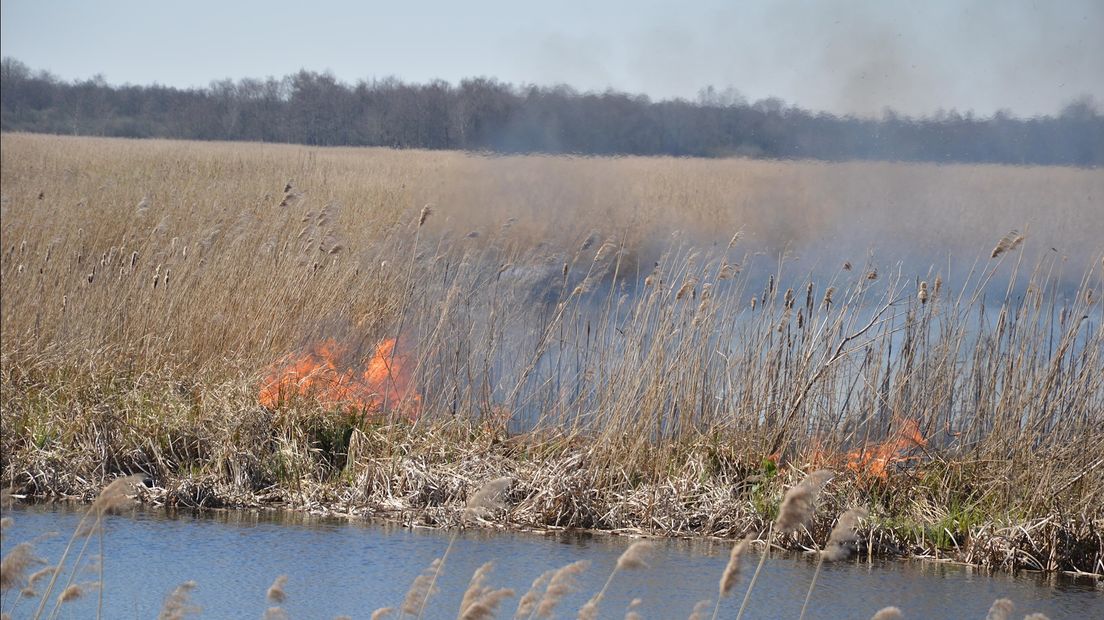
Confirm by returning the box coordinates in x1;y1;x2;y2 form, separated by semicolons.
1;503;1100;620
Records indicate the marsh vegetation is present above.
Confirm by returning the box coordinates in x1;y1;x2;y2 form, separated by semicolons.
1;134;1101;589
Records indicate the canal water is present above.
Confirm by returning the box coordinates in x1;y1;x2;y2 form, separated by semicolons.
1;503;1100;619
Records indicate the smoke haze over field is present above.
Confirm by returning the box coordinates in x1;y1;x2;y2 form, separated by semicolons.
1;0;1101;118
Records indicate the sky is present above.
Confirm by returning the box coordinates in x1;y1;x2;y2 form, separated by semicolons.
1;0;1102;118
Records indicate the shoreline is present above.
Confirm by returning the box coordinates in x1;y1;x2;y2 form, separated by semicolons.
7;494;1103;587
4;422;1102;580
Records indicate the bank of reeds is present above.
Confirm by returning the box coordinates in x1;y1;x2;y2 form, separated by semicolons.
1;134;1102;580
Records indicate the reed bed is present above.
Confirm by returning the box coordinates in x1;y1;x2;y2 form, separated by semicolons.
1;133;1102;585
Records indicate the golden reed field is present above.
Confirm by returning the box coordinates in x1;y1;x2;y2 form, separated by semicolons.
1;132;1102;605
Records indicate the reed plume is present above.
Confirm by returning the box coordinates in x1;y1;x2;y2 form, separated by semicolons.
775;470;833;534
710;535;751;620
419;206;433;227
370;608;395;619
0;517;12;531
822;508;868;561
157;580;200;620
985;598;1014;620
1022;614;1050;620
991;230;1025;258
624;598;643;620
1;542;39;591
403;558;443;616
267;575;288;603
515;569;554;618
799;508;868;620
463;477;513;522
579;542;652;619
459;562;515;620
534;560;589;619
28;565;54;588
738;470;833;620
264;607;290;620
687;600;712;620
460;587;516;620
870;607;902;620
720;536;750;595
58;583;87;602
92;474;144;516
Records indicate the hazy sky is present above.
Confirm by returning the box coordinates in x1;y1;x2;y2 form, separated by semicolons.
2;0;1101;117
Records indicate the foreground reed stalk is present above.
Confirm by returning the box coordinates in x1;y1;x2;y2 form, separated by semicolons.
798;508;867;620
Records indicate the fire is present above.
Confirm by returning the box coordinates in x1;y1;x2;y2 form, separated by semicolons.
258;337;420;417
845;418;927;480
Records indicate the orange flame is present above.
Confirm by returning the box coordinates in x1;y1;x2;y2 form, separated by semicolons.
845;418;927;480
259;337;420;417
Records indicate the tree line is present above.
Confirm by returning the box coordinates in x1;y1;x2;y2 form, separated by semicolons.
2;57;1101;166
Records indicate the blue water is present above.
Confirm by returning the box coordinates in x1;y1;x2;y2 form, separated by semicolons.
1;503;1100;619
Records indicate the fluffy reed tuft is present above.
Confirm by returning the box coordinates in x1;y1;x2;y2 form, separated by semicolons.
1022;614;1050;620
0;517;11;531
616;542;653;570
59;583;88;602
264;607;290;620
0;542;39;591
157;580;200;620
822;508;868;561
92;474;145;516
991;230;1025;258
985;598;1015;620
450;561;513;619
624;598;643;620
719;536;751;597
799;507;869;620
535;560;589;618
515;569;555;618
460;587;516;620
580;542;653;619
870;607;903;620
402;558;443;615
28;565;54;588
776;470;833;534
419;205;433;227
266;574;288;603
463;477;513;522
687;600;713;620
370;607;394;619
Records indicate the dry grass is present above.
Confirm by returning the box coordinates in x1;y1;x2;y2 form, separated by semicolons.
0;133;1102;582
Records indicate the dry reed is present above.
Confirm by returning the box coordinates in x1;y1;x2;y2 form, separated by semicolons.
687;600;712;620
0;542;39;591
534;560;589;618
267;575;288;603
514;569;554;618
985;598;1015;620
402;558;443;616
157;581;201;620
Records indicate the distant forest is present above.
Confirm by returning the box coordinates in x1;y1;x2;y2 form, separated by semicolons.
2;58;1102;165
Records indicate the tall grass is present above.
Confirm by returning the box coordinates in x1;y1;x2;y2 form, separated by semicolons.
1;133;1102;577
